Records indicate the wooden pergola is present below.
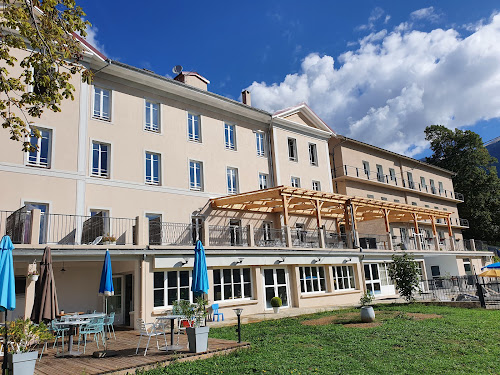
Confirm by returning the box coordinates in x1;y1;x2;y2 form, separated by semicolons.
210;186;454;237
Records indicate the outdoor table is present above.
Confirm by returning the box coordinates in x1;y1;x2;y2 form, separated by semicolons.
54;319;88;357
156;315;183;351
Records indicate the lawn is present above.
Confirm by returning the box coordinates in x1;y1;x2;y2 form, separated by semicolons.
140;304;500;375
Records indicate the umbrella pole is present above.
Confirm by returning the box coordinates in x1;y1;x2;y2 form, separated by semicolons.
3;310;8;375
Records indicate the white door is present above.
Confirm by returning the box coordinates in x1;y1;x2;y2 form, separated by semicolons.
263;268;290;309
108;276;123;325
364;263;382;295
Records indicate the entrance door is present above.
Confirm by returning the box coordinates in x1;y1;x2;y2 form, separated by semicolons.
364;264;381;295
263;268;290;309
108;276;123;325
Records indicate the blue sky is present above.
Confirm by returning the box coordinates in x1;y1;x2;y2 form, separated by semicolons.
79;0;500;159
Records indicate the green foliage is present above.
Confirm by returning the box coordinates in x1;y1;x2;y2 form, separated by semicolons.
270;296;282;307
387;254;421;302
172;297;208;327
359;291;374;306
424;125;500;244
0;0;93;150
0;318;53;352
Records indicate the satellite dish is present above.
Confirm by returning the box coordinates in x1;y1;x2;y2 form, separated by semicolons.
172;65;183;75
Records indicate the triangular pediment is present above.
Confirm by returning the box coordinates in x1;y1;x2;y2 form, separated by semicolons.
273;103;334;135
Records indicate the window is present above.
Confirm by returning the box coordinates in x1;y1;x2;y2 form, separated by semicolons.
378;263;392;286
145;101;159;132
362;161;370;178
430;179;436;194
25;203;48;244
227;167;239;194
259;173;268;190
376;164;384;182
153;270;191;308
308;143;318;166
27;128;51;168
91;142;109;178
224;123;236;150
288;138;297;161
255;132;265;157
407;172;414;189
191;216;203;244
189;161;203;191
364;264;381;294
463;258;472;275
381;197;388;201
420;177;427;191
291;177;300;188
264;268;289;308
262;221;272;241
145;152;160;185
332;265;356;290
147;213;162;245
394;199;400;203
312;181;321;191
367;194;374;199
187;113;201;142
425;204;430;208
88;209;110;240
93;87;111;121
213;268;252;301
299;266;326;293
438;181;444;193
229;219;242;246
411;202;417;206
389;168;396;182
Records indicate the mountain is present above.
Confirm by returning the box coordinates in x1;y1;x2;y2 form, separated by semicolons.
485;136;500;177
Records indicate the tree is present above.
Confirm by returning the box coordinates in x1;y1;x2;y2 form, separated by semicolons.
0;0;92;151
424;125;500;244
387;254;421;302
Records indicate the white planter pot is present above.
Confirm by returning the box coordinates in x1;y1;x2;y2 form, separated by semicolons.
360;306;375;323
8;351;38;375
29;274;39;282
186;326;210;353
273;306;280;314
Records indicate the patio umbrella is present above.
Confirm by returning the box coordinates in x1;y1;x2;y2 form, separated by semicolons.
31;246;59;323
98;250;114;314
482;262;500;270
0;235;16;375
191;240;209;295
479;269;500;277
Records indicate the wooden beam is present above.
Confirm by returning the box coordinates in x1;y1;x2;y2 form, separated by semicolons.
383;209;391;232
311;199;324;228
430;215;437;236
446;215;453;236
282;195;290;226
411;213;419;234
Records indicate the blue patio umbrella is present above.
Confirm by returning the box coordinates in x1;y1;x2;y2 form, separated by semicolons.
0;235;16;375
482;262;500;270
99;250;114;314
191;240;209;295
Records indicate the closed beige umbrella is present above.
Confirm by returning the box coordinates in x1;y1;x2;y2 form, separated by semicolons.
31;246;59;323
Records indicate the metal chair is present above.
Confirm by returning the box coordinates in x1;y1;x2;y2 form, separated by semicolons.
135;318;166;356
78;317;105;354
49;320;69;353
211;303;224;321
104;312;116;340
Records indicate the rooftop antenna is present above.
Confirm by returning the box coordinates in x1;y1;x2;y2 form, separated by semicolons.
172;65;183;75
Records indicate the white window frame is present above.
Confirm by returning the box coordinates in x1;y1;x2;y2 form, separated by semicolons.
92;86;111;121
291;176;300;188
227;167;239;194
364;263;382;294
308;143;318;166
255;131;266;157
189;160;203;191
153;270;192;309
213;268;252;302
299;266;327;294
224;123;236;150
362;161;370;178
26;127;52;168
259;173;268;190
389;168;396;181
187;112;201;142
91;141;110;178
332;265;356;291
376;164;384;182
145;151;161;185
263;267;291;310
145;100;160;132
288;138;298;162
312;180;321;191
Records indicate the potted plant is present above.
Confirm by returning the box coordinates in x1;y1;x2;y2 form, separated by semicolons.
27;270;39;282
0;319;53;375
359;291;375;323
102;233;116;245
270;296;282;313
173;297;209;353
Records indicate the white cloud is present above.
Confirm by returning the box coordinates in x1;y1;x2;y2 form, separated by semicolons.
82;26;107;57
410;6;440;23
248;12;500;157
356;7;388;31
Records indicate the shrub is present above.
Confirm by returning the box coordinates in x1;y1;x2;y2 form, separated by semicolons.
388;253;421;302
270;296;282;307
360;291;374;306
0;319;53;352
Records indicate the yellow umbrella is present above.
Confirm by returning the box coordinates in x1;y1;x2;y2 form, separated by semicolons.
478;269;500;277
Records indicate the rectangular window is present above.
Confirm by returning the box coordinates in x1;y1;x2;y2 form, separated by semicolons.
189;161;203;191
376;164;384;182
367;194;374;199
91;142;109;178
291;177;300;188
153;270;191;308
389;168;396;181
407;172;414;189
227;167;239;194
438;181;444;193
213;268;252;302
255;132;265;157
312;180;321;191
262;221;272;241
308;143;318;166
420;177;427;190
411;202;417;206
430;179;436;194
288;138;298;161
145;152;160;185
147;213;162;245
27;128;51;168
259;173;268;190
93;87;111;121
224;123;236;150
381;197;388;201
394;199;400;203
187;113;201;142
145;101;159;132
332;265;356;290
299;266;326;293
362;161;370;178
25;202;48;244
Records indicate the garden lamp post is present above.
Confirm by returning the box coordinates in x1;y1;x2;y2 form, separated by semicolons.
233;308;243;343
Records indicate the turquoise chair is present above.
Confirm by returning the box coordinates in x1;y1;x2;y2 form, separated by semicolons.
78;317;105;354
211;304;224;321
49;320;69;353
104;312;116;340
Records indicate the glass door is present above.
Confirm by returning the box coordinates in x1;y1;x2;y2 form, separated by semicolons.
364;264;381;295
108;276;123;325
263;268;290;309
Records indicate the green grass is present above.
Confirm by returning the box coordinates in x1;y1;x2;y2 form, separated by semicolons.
139;304;500;375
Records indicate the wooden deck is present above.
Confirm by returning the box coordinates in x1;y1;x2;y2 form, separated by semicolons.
34;328;249;375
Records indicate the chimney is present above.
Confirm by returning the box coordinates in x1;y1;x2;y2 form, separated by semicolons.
174;71;210;91
242;90;251;106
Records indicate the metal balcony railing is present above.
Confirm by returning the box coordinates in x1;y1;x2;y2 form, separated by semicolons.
148;222;196;246
254;228;286;247
290;229;319;248
209;225;248;247
358;234;390;250
324;231;348;249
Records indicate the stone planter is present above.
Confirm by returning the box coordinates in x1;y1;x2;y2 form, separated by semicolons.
186;326;210;353
8;351;38;375
273;306;280;313
360;306;375;323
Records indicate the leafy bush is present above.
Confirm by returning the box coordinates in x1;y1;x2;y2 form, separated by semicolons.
360;291;374;306
270;296;282;307
0;319;53;352
172;297;208;327
388;254;421;301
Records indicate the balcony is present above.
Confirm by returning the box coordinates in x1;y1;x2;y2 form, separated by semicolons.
333;165;464;202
